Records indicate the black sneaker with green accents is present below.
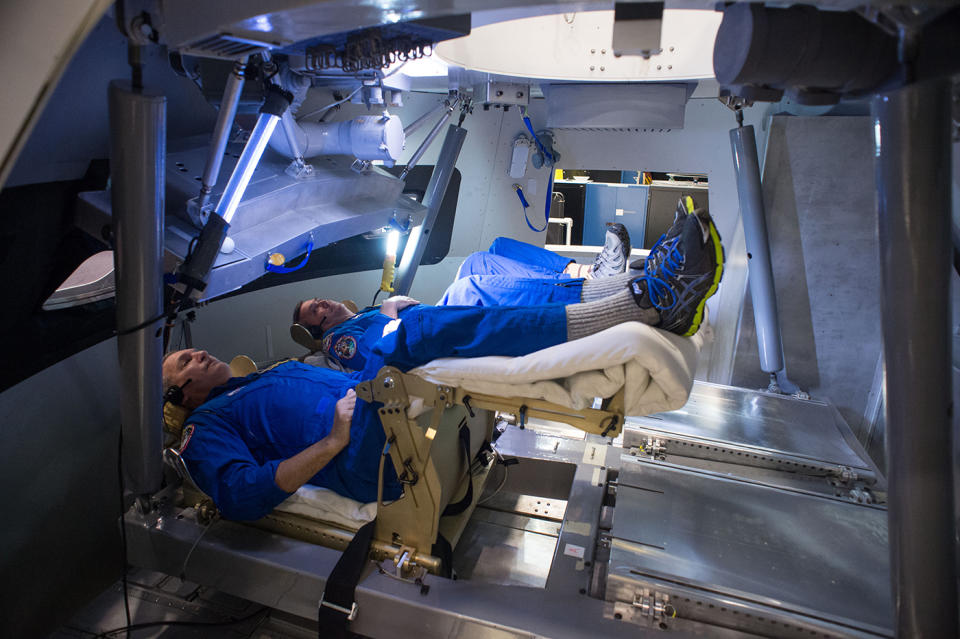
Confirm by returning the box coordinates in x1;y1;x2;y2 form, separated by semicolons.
630;196;694;272
631;206;724;336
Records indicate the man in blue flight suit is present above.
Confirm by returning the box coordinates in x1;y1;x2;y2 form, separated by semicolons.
298;207;718;370
293;224;633;370
165;207;723;521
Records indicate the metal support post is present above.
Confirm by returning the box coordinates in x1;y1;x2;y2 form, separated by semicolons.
403;101;448;137
199;59;247;211
873;79;957;639
108;80;166;496
393;125;468;296
399;96;459;181
730;124;801;395
279;110;313;178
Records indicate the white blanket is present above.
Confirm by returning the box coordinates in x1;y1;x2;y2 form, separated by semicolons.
410;321;706;417
275;484;376;530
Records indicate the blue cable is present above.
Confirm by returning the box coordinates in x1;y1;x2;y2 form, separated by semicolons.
265;237;314;274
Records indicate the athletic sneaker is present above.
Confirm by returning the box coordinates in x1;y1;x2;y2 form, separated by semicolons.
631;207;724;336
590;223;631;278
630;196;692;271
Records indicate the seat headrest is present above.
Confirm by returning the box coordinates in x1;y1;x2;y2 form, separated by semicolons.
163;401;192;439
291;323;321;352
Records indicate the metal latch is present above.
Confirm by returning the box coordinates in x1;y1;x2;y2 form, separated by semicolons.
837;466;860;483
629;437;666;460
319;592;358;621
394;545;417;577
632;588;675;621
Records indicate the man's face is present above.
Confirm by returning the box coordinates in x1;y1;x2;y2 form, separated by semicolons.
297;298;354;332
162;349;232;408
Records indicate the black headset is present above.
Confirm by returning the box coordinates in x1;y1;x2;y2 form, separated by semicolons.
163;378;192;406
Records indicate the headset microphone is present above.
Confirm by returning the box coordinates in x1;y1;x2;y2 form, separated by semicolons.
163;378;193;406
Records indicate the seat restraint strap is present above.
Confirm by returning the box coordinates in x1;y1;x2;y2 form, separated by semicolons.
318;518;376;638
441;421;473;517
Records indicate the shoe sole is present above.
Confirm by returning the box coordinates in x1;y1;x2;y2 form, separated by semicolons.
681;216;724;337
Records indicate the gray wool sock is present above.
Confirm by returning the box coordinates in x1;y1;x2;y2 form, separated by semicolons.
579;272;636;302
565;289;660;341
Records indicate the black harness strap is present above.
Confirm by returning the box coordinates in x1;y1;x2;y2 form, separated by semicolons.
431;533;454;579
441;421;473;517
318;519;376;639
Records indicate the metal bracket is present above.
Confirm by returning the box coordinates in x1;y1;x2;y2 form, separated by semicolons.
836;465;860;483
393;545;418;577
285;158;315;179
630;437;666;460
632;588;675;621
848;485;877;505
351;158;372;174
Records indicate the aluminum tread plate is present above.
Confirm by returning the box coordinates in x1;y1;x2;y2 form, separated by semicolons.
627;381;869;468
609;459;891;633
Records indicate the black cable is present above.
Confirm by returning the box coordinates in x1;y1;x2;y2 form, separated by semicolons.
92;606;269;639
116;431;132;638
951;220;960;278
371;288;384;307
116;310;168;337
119;285;196;338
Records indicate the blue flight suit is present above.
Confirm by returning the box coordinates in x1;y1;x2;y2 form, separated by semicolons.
456;237;575;280
181;303;570;520
181;363;399;521
319;306;416;371
438;275;583;307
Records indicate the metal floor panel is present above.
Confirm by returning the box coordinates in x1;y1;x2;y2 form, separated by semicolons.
608;458;891;636
626;381;874;470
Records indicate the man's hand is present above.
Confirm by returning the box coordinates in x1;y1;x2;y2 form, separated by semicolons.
330;388;356;447
380;295;420;319
275;388;359;493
